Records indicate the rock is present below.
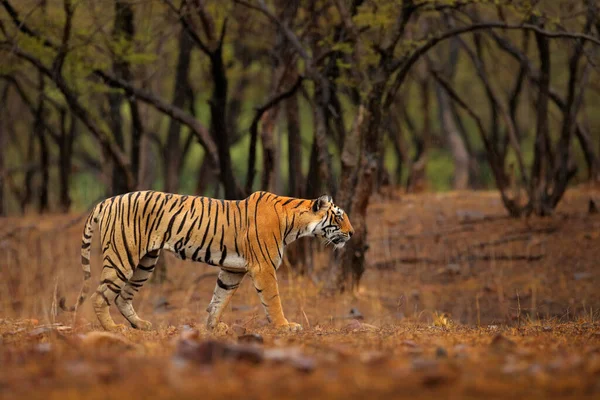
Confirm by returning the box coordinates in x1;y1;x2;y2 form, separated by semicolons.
401;340;418;348
175;339;263;365
238;333;264;344
490;334;516;351
344;319;363;331
348;308;364;320
456;210;485;221
435;347;448;359
574;272;592;281
35;342;52;354
179;327;201;341
230;324;246;336
264;347;316;373
446;264;460;275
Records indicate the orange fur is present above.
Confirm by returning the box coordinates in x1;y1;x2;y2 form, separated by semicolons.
60;191;354;332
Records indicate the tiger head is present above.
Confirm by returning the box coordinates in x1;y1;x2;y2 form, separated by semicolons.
308;195;354;249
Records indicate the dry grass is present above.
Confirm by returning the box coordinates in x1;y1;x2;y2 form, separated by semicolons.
1;188;600;399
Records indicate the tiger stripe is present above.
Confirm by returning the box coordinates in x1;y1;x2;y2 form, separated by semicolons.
60;191;353;332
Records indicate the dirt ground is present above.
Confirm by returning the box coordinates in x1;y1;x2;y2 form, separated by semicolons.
1;188;600;399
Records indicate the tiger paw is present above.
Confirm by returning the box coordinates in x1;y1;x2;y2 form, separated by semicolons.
277;322;303;333
130;320;153;331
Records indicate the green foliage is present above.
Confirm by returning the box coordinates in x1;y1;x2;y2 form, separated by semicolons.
0;0;598;215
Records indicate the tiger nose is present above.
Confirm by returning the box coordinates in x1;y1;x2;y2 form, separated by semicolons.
349;230;354;238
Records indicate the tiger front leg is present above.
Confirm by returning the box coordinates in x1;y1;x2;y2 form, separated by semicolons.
249;265;302;332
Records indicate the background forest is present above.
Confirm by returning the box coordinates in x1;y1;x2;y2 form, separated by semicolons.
1;0;599;288
1;4;600;398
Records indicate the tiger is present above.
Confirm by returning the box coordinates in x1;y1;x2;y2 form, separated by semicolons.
60;190;354;332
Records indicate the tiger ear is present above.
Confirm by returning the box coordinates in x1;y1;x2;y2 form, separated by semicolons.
312;195;332;212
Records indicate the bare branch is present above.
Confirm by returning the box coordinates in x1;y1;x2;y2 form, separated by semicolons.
384;21;600;109
93;69;219;166
1;44;135;189
0;75;60;143
245;75;305;194
162;0;212;55
235;0;311;62
52;0;74;74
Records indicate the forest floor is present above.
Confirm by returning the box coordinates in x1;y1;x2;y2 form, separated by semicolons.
1;188;600;399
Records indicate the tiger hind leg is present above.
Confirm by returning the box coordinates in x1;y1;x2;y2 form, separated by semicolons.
115;250;160;331
91;263;132;331
206;269;246;333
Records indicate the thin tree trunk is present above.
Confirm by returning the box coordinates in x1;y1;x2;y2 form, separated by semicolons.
338;84;385;291
164;28;193;194
530;30;551;215
0;83;7;216
386;113;407;185
576;125;600;182
260;108;279;192
58;110;75;212
407;77;430;192
313;98;335;196
549;18;589;208
436;84;469;189
107;0;134;195
305;131;321;199
196;155;218;195
210;43;241;199
286;91;303;196
35;72;49;212
21;128;36;213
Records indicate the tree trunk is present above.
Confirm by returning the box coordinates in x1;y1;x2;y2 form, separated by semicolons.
35;73;50;213
312;97;335;196
337;85;385;291
260;108;279;192
286;91;303;196
325;105;364;288
107;1;135;195
386;113;407;185
436;84;469;189
283;89;308;275
305;131;321;199
0;83;7;216
209;41;241;199
407;77;430;192
548;29;587;208
530;30;551;215
164;28;194;194
58;110;75;212
576;126;600;182
196;155;218;195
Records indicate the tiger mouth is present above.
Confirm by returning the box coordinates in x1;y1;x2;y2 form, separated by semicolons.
331;236;349;245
